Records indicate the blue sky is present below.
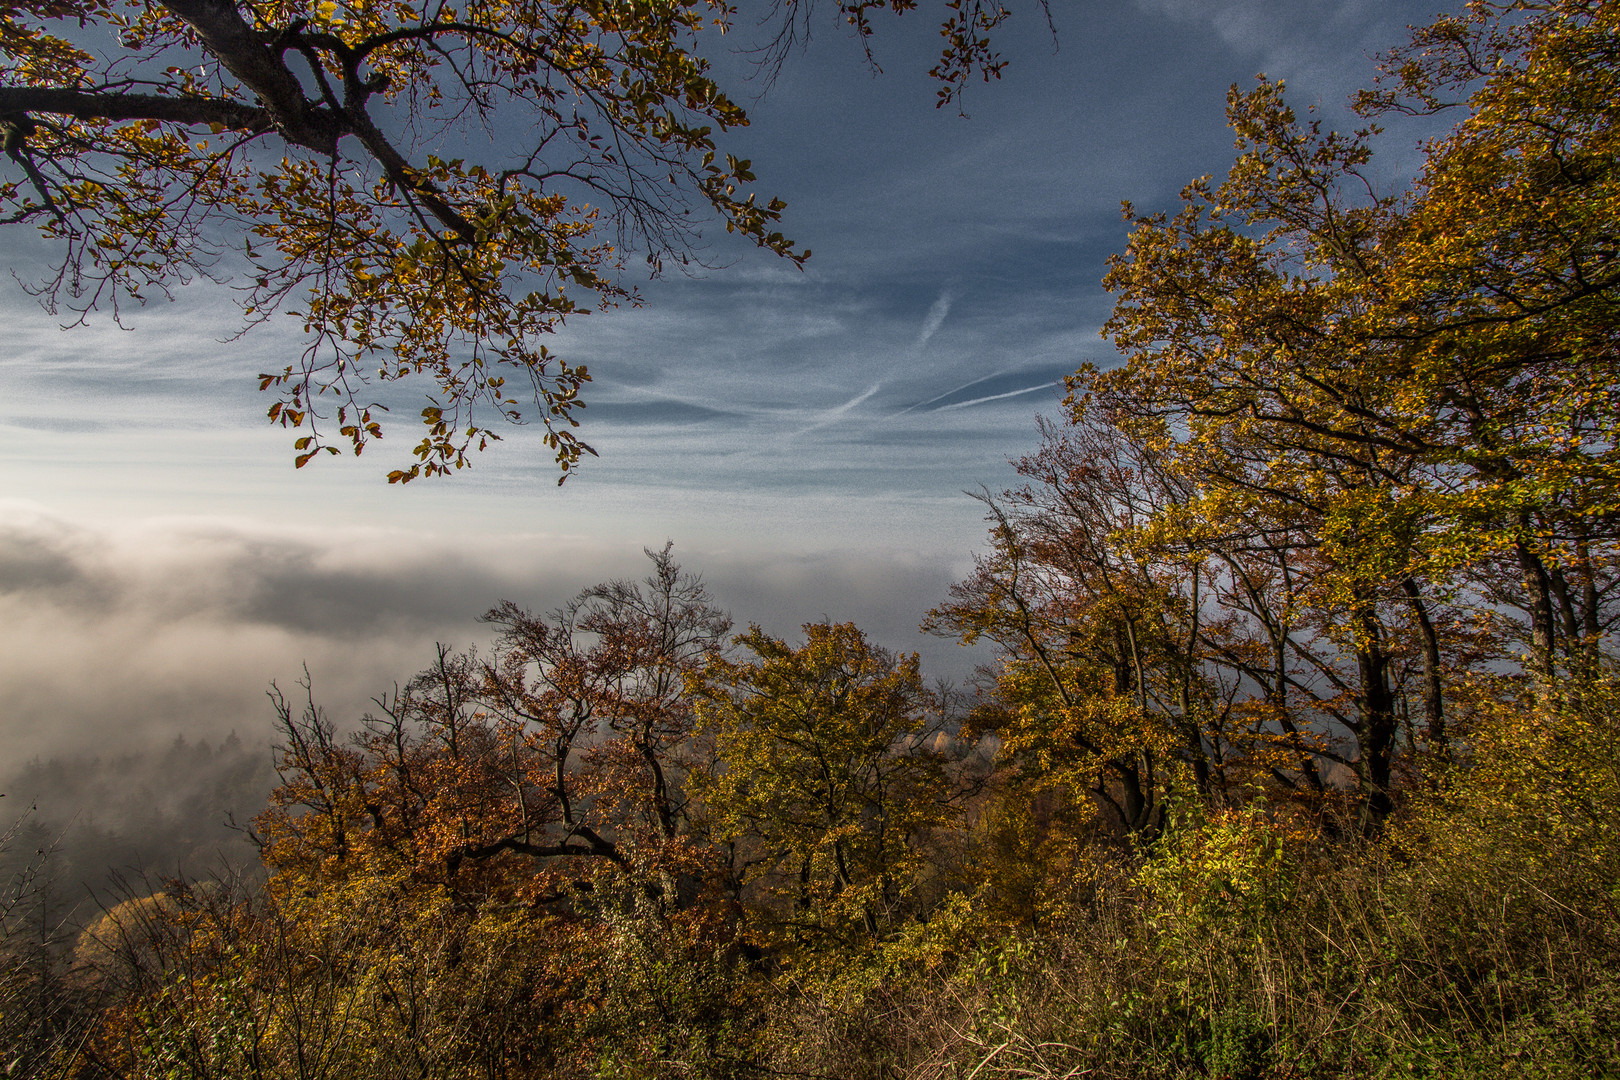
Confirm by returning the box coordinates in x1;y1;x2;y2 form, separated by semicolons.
0;0;1449;762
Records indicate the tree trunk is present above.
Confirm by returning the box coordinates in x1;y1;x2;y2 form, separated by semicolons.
1355;603;1397;826
1401;577;1446;760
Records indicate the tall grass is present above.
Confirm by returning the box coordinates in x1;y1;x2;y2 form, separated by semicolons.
765;684;1620;1079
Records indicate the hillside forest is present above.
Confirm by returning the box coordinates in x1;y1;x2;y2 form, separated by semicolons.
5;1;1620;1077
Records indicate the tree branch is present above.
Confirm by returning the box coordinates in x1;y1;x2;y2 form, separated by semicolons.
0;86;271;130
157;0;342;153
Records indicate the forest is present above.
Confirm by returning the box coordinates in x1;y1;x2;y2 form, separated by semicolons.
4;0;1620;1077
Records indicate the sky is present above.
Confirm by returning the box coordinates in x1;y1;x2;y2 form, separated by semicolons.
0;0;1452;769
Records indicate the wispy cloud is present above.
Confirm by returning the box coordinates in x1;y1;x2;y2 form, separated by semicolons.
1130;0;1411;105
914;291;952;351
765;291;953;439
897;364;1070;415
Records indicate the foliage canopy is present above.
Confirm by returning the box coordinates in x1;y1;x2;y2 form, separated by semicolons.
1;0;1018;480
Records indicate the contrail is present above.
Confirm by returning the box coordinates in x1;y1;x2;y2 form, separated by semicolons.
897;368;1013;415
793;382;883;436
933;381;1062;411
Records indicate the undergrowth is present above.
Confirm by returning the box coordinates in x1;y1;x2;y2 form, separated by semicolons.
763;688;1620;1080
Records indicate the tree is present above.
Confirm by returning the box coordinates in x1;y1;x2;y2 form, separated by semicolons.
477;540;733;901
1096;74;1471;811
1;0;807;481
929;2;1620;828
218;547;750;1076
1360;0;1620;677
256;544;730;906
927;414;1213;838
1099;0;1620;692
690;621;954;952
927;408;1388;836
1;0;1024;481
0;806;97;1080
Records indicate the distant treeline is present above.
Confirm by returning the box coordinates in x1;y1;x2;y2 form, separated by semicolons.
1;734;273;926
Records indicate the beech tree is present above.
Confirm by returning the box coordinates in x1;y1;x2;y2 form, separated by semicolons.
1;0;1019;481
1;0;807;481
691;621;953;950
932;1;1620;829
108;552;754;1079
1099;0;1620;688
926;414;1211;837
927;409;1390;833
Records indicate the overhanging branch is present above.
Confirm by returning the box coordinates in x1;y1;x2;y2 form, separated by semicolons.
0;86;271;130
158;0;343;152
